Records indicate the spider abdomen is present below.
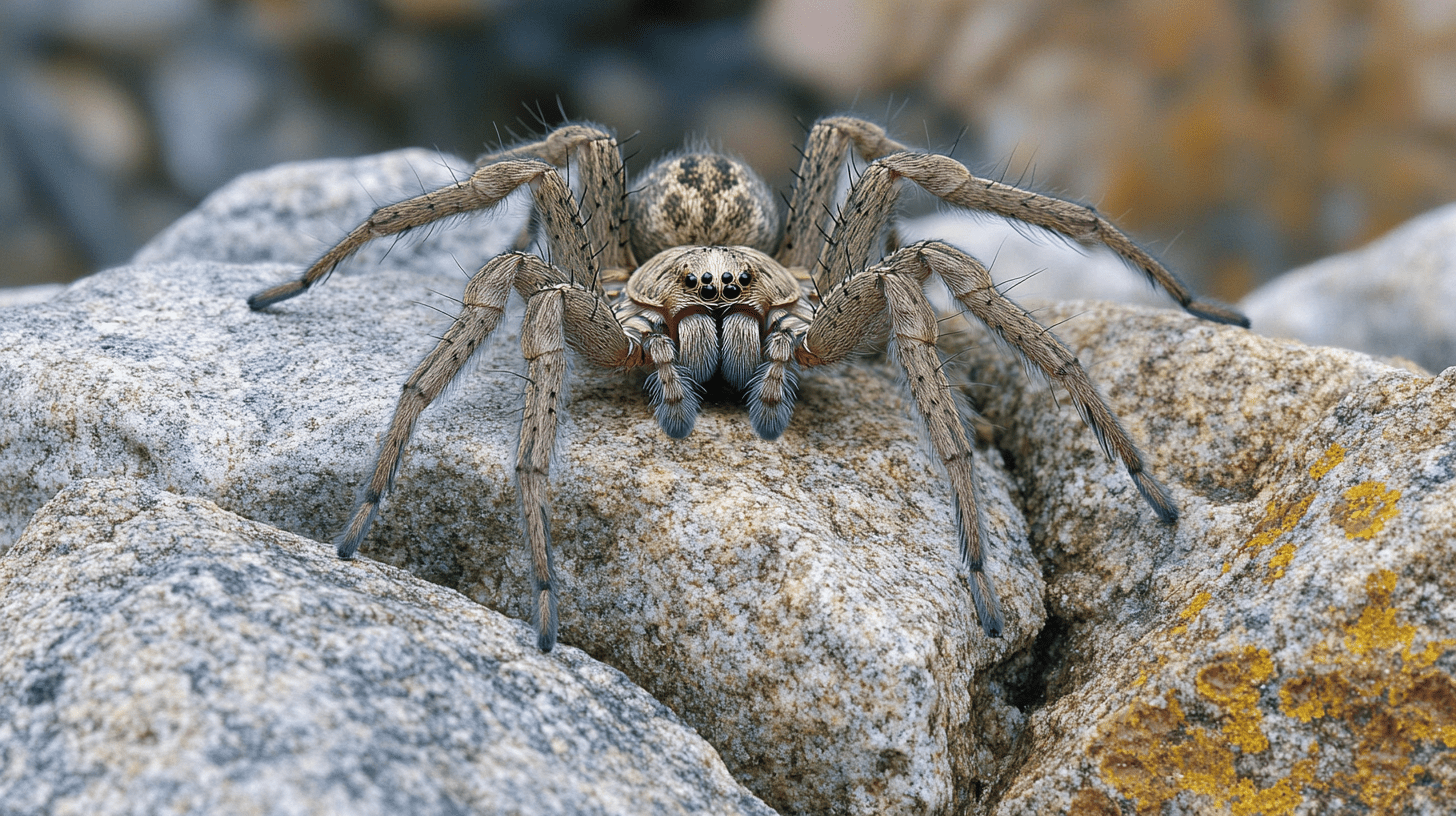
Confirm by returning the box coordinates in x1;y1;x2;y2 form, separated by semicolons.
629;153;783;260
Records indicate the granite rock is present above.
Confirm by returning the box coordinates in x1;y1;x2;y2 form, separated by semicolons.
949;301;1456;814
0;477;774;815
0;283;65;308
1241;202;1456;374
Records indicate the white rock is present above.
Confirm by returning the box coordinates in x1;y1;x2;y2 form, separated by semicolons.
1241;201;1456;373
0;282;65;308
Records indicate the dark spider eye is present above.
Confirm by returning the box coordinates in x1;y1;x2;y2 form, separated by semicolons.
699;284;718;299
738;270;752;286
722;283;741;299
721;272;734;284
683;272;698;288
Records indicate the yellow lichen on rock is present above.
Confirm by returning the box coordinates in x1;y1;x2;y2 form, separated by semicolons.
1240;494;1314;557
1094;571;1455;814
1169;590;1211;635
1344;570;1418;658
1240;493;1313;583
1241;444;1403;583
1195;646;1274;753
1264;541;1298;582
1091;679;1316;816
1332;481;1402;539
1308;443;1345;480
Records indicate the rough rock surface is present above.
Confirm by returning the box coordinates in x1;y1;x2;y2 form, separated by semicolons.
955;302;1456;814
1241;201;1456;374
0;149;1047;815
0;477;774;815
4;147;1452;814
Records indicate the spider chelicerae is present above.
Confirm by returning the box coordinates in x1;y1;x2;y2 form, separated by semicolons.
248;116;1247;652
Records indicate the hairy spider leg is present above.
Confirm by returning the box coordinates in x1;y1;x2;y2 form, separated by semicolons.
248;124;631;311
823;155;1180;514
795;258;1006;636
257;132;644;653
788;141;1201;635
337;249;640;653
779;117;1247;327
477;124;636;274
778;116;909;286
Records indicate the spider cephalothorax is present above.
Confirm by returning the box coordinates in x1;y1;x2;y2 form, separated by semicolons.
248;117;1247;651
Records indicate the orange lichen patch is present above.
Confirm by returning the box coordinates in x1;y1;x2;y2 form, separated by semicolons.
1170;590;1212;635
1393;672;1456;748
1240;493;1314;556
1332;481;1401;539
1265;542;1297;582
1094;572;1456;814
1279;671;1350;722
1245;755;1320;816
1276;571;1456;811
1091;693;1196;813
1196;646;1274;753
1345;570;1417;658
1406;638;1456;672
1092;686;1317;816
1240;492;1314;583
1309;443;1345;480
1132;654;1169;688
1340;708;1428;813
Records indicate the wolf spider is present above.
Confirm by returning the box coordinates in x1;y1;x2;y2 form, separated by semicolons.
248;116;1246;652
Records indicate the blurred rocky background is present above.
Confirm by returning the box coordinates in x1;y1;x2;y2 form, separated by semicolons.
3;0;1455;303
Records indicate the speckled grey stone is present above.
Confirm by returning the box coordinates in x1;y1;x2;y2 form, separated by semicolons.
1241;202;1456;374
0;477;774;816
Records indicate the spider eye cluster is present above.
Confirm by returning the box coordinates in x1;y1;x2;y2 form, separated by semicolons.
682;269;753;301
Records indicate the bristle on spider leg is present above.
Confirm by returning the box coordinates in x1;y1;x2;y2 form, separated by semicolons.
747;361;798;440
1184;299;1251;328
967;570;1005;639
645;367;701;439
247;279;310;310
532;572;559;652
335;497;381;559
1131;468;1179;523
955;494;1005;637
